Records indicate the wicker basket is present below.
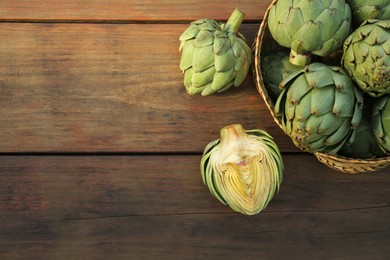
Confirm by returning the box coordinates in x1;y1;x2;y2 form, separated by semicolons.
252;0;390;174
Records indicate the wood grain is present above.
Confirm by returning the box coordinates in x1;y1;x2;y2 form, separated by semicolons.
0;23;297;153
0;155;388;258
2;1;389;259
0;0;272;22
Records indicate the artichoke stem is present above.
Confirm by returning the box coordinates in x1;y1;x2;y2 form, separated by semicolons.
226;8;246;33
220;124;246;145
289;49;311;66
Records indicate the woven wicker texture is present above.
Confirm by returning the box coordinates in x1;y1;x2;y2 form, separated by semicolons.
252;0;390;174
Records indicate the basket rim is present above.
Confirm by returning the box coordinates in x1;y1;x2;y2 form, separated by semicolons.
251;0;390;170
253;0;282;129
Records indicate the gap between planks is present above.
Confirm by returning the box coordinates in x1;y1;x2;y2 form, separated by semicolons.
0;19;262;24
0;151;307;156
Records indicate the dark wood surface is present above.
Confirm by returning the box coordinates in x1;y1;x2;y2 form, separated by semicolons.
0;23;296;153
0;1;389;259
0;0;272;22
0;155;389;259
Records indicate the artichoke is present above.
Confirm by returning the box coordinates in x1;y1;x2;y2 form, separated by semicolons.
267;0;352;66
346;0;390;26
275;63;364;155
371;95;390;153
338;116;385;159
342;19;390;97
179;9;252;96
261;52;303;101
201;124;283;215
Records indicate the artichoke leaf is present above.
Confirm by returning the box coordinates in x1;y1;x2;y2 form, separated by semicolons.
191;66;216;88
325;119;351;146
216;81;235;93
211;70;236;92
215;49;235;72
180;40;195;71
310;86;335;116
183;68;194;88
193;29;214;48
179;26;200;41
213;35;231;56
192;44;215;72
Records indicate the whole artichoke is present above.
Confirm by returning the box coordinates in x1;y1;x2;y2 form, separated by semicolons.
371;95;390;153
179;9;252;96
275;63;364;155
342;19;390;97
261;52;303;101
201;124;283;215
267;0;352;66
346;0;390;26
338;116;385;158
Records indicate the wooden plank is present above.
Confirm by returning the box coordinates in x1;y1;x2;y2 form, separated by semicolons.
0;23;296;153
0;0;271;22
0;155;389;258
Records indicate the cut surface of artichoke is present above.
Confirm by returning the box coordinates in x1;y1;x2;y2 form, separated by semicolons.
201;124;283;215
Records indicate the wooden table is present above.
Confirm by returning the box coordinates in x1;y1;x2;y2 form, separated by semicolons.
0;1;389;258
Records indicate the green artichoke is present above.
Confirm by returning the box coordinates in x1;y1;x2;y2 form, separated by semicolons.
346;0;390;26
275;63;364;155
201;124;283;215
261;52;303;101
371;95;390;153
267;0;352;66
338;116;385;159
179;9;252;96
342;19;390;97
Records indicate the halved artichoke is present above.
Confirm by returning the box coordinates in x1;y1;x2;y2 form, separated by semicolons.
201;124;283;215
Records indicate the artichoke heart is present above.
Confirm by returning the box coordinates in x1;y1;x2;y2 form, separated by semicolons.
267;0;352;66
179;9;252;96
201;124;283;215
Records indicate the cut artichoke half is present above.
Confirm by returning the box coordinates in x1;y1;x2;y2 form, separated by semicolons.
200;124;283;215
